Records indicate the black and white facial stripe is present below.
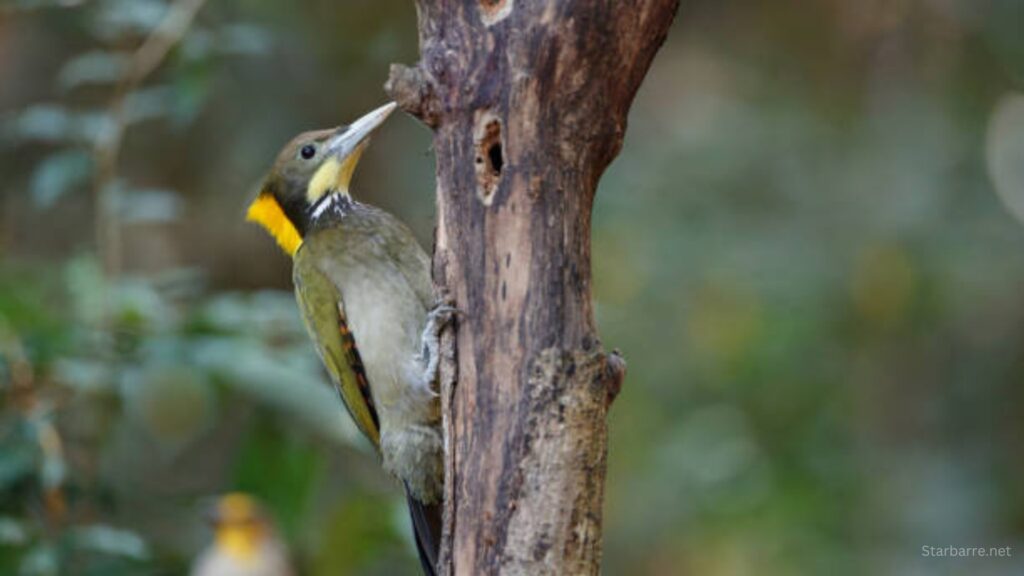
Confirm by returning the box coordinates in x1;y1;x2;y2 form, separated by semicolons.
310;192;354;221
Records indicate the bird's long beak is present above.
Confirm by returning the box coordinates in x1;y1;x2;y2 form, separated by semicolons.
325;102;397;161
307;102;397;201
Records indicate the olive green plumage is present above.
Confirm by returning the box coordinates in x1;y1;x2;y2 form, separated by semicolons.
294;206;442;503
246;103;443;575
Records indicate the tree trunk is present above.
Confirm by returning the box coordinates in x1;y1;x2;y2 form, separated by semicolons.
386;2;678;574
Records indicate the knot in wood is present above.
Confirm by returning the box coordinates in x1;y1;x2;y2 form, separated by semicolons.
385;63;440;128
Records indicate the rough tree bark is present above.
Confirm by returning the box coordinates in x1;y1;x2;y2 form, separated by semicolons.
386;2;678;574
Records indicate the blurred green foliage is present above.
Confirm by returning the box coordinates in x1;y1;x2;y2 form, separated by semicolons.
0;1;424;574
1;0;1023;575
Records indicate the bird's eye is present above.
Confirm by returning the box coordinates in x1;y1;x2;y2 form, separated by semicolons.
300;145;316;159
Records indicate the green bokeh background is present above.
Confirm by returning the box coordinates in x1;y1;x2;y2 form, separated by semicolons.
1;1;1023;574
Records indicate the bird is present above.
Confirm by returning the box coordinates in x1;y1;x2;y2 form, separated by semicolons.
191;493;294;576
245;102;448;575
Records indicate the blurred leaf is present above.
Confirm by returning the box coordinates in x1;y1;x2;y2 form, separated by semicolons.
3;105;72;144
687;280;763;373
112;279;177;333
3;0;87;10
122;364;213;446
168;65;209;126
65;257;107;327
52;358;114;394
57;51;129;91
190;336;361;447
195;292;306;338
66;255;182;334
987;92;1024;225
181;22;271;60
233;421;323;542
71;525;148;560
0;443;34;491
0;269;68;364
180;29;213;61
148;267;206;300
26;414;66;491
90;0;168;42
18;542;57;576
657;404;763;498
115;188;183;224
850;242;917;333
3;106;117;146
28;150;93;209
217;24;273;56
72;111;116;145
123;85;177;125
0;517;29;546
39;455;64;491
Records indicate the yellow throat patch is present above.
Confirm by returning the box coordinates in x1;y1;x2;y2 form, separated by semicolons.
246;193;302;256
306;143;365;204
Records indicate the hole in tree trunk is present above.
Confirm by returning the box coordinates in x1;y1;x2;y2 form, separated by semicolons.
488;142;503;174
475;116;503;205
479;0;512;25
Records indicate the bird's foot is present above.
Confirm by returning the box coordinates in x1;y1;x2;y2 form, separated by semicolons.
418;302;458;387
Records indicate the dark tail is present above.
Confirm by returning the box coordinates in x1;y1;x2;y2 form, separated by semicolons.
405;484;441;576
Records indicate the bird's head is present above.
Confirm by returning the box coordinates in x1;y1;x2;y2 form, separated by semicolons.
206;493;272;562
246;102;397;256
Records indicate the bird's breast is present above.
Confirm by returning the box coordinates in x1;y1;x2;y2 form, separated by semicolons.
315;245;432;420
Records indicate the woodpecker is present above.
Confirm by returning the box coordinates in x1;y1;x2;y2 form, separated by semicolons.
245;102;447;575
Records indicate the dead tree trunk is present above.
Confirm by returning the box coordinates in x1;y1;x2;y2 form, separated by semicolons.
387;2;678;574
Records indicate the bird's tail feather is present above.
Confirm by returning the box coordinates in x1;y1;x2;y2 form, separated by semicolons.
405;483;441;576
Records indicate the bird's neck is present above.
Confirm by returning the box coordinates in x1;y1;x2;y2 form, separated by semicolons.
304;194;367;242
309;191;355;222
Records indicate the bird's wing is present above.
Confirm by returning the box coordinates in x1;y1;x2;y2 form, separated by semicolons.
376;209;435;310
293;256;380;449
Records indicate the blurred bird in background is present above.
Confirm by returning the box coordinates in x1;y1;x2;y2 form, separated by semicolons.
191;493;294;576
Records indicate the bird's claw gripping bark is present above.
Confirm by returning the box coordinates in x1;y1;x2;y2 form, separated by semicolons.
419;303;458;387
